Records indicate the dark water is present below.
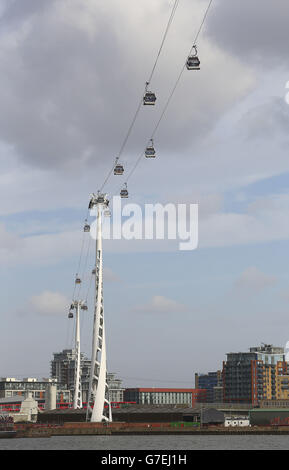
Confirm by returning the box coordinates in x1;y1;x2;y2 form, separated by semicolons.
0;435;288;450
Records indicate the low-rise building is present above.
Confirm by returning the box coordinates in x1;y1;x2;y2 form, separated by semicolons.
225;416;250;427
123;388;207;406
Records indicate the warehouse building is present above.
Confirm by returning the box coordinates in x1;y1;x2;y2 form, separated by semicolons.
249;409;289;426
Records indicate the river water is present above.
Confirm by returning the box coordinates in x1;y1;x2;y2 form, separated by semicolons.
0;435;288;450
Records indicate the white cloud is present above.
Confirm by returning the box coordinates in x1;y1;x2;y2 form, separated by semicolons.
103;267;121;282
28;290;69;316
200;193;289;248
135;295;187;314
234;267;277;292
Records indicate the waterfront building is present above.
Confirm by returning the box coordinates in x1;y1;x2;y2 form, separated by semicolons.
224;416;250;427
50;349;91;389
123;388;207;406
0;377;70;403
107;373;125;403
249;408;289;426
195;371;223;402
223;344;288;405
50;349;124;403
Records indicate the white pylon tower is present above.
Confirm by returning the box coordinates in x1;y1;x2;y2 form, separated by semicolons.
71;300;87;410
86;192;111;422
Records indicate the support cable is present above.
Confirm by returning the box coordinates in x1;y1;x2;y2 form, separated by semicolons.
99;0;181;192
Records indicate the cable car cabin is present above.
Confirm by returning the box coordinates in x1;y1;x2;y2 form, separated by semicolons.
68;311;73;319
75;277;81;284
186;55;200;70
92;268;96;275
120;183;128;198
114;164;124;176
81;304;88;311
143;91;156;105
145;144;156;158
70;303;75;310
84;223;90;232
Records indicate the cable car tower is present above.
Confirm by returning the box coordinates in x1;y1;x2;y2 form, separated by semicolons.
86;192;111;422
69;300;87;409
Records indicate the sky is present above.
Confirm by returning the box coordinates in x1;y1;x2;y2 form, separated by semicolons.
1;0;289;388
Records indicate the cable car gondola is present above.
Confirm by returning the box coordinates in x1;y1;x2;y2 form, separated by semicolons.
84;220;90;232
114;161;124;176
143;82;156;106
145;139;156;158
81;303;88;311
68;311;73;319
75;277;81;285
186;45;200;70
120;183;129;198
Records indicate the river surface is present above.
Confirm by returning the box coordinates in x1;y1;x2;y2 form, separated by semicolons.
0;435;288;450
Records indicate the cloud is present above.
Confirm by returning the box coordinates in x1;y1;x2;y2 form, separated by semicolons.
238;97;289;140
199;192;289;248
135;295;187;314
234;266;277;292
0;223;80;266
103;267;121;282
28;290;69;316
3;190;289;268
0;0;254;173
207;0;289;65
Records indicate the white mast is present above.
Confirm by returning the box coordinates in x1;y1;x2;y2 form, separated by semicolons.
87;192;111;422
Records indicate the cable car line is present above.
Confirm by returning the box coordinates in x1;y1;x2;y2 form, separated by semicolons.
147;0;180;86
66;0;214;330
99;0;181;193
68;0;184;299
118;0;214;187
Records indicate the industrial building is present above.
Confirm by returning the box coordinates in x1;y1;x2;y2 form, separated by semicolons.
37;405;225;425
249;409;289;426
223;344;288;405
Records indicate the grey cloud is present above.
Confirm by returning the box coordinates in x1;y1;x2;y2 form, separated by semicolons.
238;97;289;140
0;0;53;27
0;0;254;173
207;0;289;64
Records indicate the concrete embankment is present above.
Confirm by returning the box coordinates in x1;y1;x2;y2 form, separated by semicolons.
13;422;289;438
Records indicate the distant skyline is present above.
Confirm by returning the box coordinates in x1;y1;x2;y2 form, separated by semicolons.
1;0;289;388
